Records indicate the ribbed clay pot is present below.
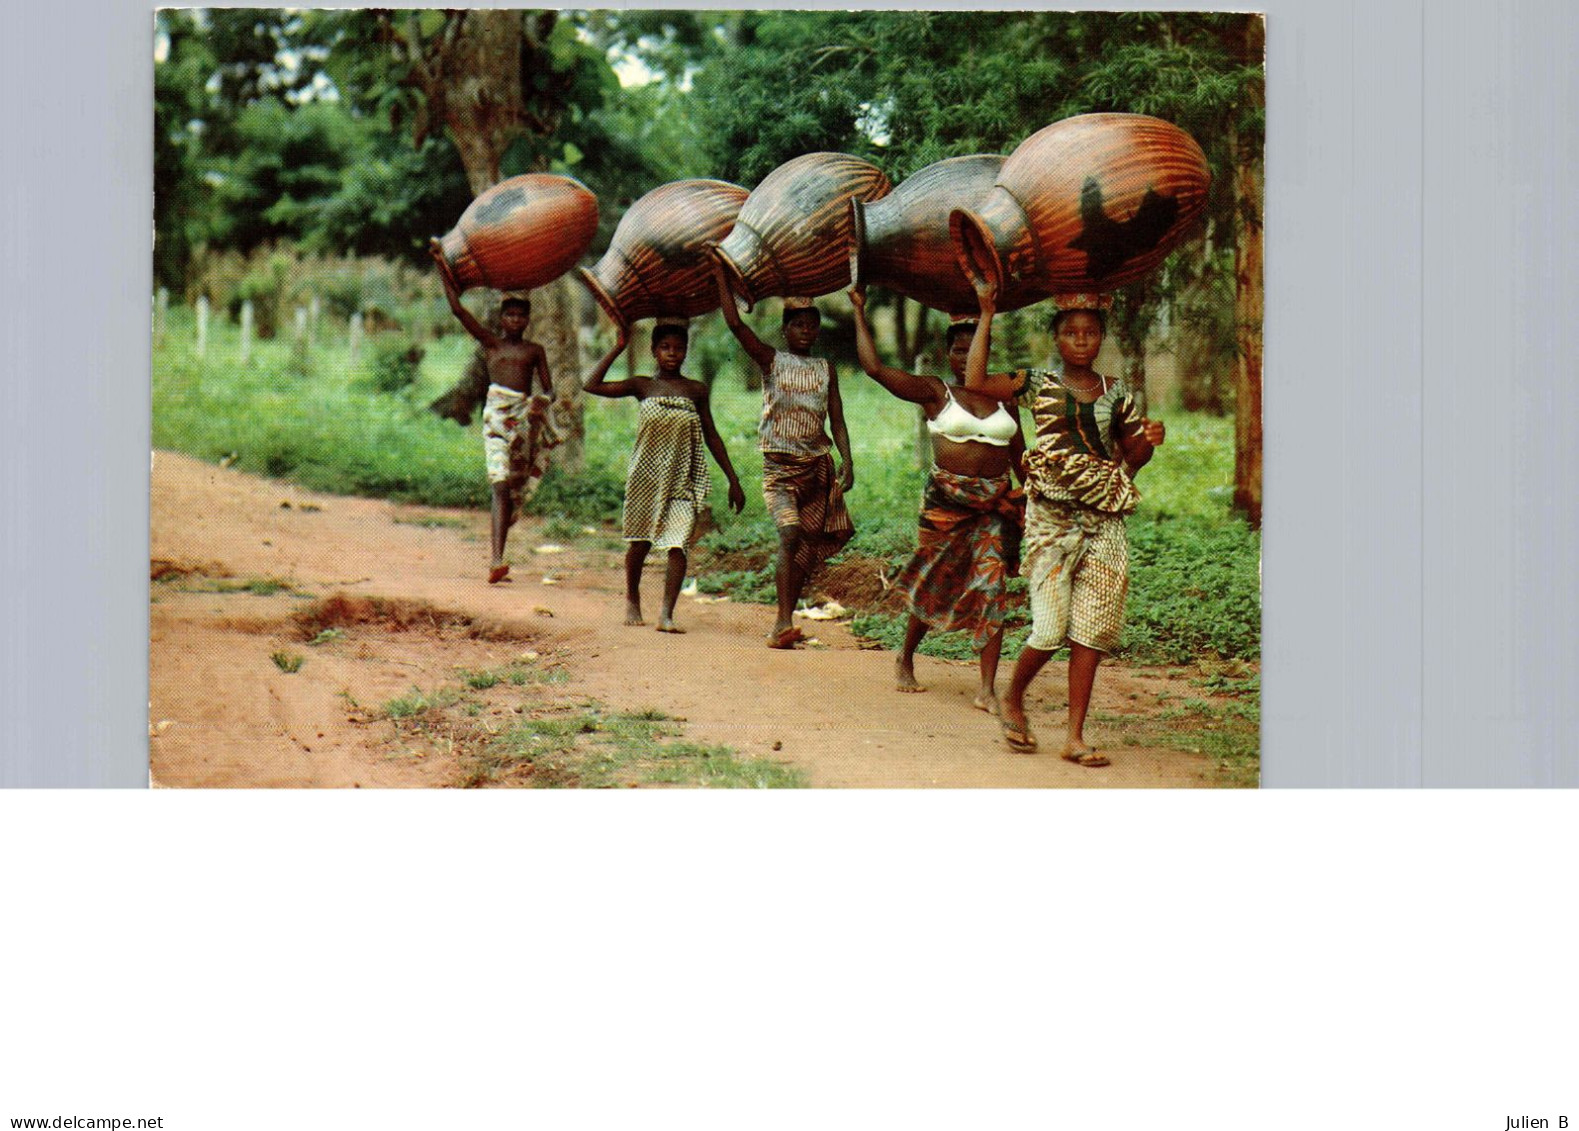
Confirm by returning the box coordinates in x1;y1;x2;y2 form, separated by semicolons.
713;152;892;309
577;179;749;331
949;114;1210;300
850;154;1039;316
433;174;599;293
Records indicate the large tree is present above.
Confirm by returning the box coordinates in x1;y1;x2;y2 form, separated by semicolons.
309;11;621;469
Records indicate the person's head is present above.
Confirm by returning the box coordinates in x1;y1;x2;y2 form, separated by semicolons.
1052;309;1105;369
651;322;689;371
781;298;821;353
1048;293;1110;369
500;296;531;337
945;319;977;381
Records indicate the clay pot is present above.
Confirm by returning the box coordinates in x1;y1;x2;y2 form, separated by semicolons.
949;114;1210;300
432;174;599;293
577;179;749;331
713;152;892;308
851;154;1040;315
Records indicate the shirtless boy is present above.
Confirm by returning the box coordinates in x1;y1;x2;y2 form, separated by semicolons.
432;243;552;584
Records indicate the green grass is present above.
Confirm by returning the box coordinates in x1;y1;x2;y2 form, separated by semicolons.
392;514;470;530
271;650;305;673
457;659;569;690
463;705;805;789
382;686;460;719
155;571;297;597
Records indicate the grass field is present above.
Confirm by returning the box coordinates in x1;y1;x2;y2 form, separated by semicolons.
152;304;1260;673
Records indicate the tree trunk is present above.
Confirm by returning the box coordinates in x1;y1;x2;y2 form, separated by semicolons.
444;11;530;197
1232;154;1264;528
538;275;585;474
415;9;585;460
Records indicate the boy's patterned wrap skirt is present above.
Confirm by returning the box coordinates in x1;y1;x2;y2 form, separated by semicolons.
483;383;562;520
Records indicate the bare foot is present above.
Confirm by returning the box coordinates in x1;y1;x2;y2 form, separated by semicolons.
488;564;510;584
624;601;646;626
895;661;926;693
656;617;685;634
973;691;999;715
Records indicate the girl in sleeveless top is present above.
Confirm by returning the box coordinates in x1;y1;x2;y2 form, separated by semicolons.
710;255;855;649
849;285;1025;714
585;320;745;633
966;283;1166;765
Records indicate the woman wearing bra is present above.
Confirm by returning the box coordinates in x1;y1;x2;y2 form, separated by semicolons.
849;286;1026;714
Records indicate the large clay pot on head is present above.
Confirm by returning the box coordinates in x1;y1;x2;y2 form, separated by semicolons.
577;179;749;332
850;154;1041;315
949;114;1210;300
433;173;600;293
713;152;892;309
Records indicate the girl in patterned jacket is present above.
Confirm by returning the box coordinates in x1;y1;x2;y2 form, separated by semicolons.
966;282;1166;766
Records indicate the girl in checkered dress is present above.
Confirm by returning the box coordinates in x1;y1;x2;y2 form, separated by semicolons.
585;320;745;633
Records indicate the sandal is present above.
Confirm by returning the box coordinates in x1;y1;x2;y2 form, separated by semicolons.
1000;717;1038;754
767;625;804;650
1060;745;1110;768
488;564;511;584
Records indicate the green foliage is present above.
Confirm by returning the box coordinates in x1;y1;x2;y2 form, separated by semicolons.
528;467;627;525
271;651;305;673
154;308;487;506
1123;517;1261;662
366;338;426;395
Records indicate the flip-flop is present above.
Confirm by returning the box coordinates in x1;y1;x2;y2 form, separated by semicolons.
767;625;804;649
488;564;511;584
1001;717;1038;754
1061;745;1110;768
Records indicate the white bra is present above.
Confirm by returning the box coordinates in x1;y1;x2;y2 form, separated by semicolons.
927;389;1019;447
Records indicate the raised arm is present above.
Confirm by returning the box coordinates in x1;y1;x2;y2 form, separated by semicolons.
430;240;498;347
696;387;747;513
582;331;637;399
848;287;947;412
964;280;997;390
826;360;854;493
707;251;776;372
961;277;1024;402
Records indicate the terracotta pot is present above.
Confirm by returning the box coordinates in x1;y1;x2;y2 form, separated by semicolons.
433;174;599;293
949;114;1210;299
577;179;749;331
850;154;1041;315
713;152;892;308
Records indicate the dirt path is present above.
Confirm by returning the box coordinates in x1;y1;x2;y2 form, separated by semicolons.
150;451;1232;788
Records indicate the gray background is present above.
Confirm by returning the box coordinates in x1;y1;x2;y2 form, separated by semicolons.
3;0;1574;787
